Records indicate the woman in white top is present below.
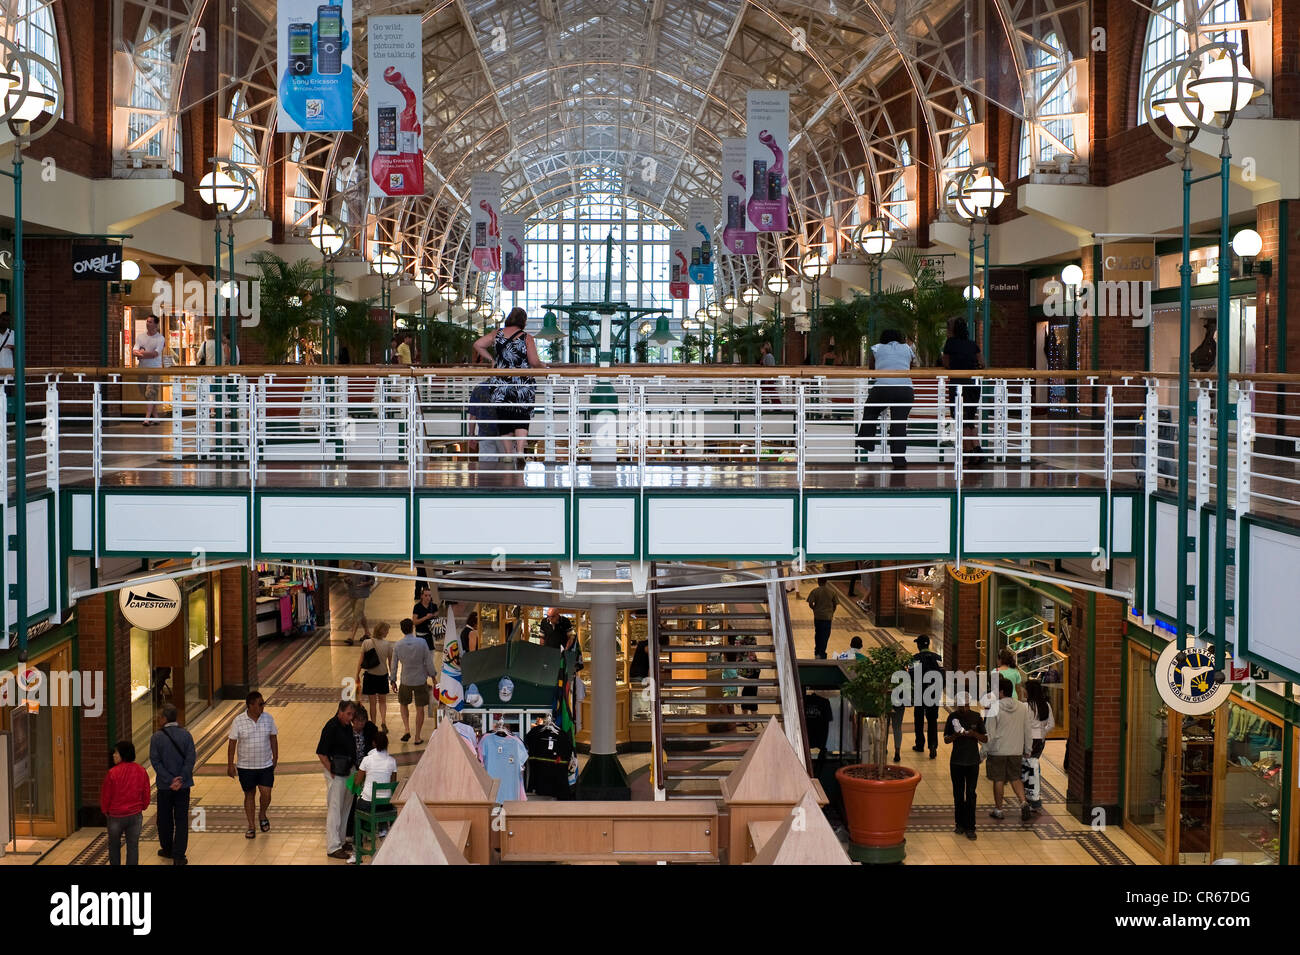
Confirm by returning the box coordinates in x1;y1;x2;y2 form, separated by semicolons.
856;329;918;468
1024;678;1055;813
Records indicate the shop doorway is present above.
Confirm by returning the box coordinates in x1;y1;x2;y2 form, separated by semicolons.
2;643;76;838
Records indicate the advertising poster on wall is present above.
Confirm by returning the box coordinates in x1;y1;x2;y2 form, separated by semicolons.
687;198;715;284
745;90;789;233
367;15;424;198
277;0;354;133
721;138;757;255
470;173;503;272
668;230;690;299
500;213;526;292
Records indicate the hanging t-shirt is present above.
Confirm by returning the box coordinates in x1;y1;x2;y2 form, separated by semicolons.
479;733;528;802
451;720;479;759
438;625;465;709
524;722;575;799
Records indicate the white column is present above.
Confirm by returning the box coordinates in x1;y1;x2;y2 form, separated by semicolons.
589;600;618;758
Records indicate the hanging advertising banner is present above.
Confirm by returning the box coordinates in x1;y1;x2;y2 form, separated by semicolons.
745;90;790;233
277;0;354;133
500;213;526;292
470;173;503;272
721;138;757;255
367;15;424;198
687;198;715;284
668;230;690;299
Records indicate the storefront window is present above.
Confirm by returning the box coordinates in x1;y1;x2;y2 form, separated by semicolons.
1125;646;1169;855
1216;700;1282;864
898;565;943;636
993;579;1067;731
130;626;156;757
184;581;211;721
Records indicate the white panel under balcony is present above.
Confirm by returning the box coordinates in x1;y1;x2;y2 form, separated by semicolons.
259;495;406;558
577;497;637;557
1149;499;1197;623
805;495;952;558
1112;495;1135;556
71;491;92;552
1241;520;1300;680
645;496;793;558
4;496;53;638
102;492;248;557
962;494;1101;557
419;495;567;558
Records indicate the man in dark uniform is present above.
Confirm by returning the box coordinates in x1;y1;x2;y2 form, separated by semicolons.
911;633;944;758
540;607;582;671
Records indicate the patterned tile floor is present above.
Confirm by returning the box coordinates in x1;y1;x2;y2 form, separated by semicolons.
41;569;1157;865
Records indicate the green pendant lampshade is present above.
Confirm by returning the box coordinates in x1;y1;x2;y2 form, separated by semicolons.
648;315;679;346
535;310;564;341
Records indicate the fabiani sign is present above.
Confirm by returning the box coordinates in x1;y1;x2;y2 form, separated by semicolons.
118;578;182;631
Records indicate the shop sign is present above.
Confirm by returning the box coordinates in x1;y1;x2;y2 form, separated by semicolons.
1154;640;1231;715
71;244;122;281
988;269;1026;301
947;565;990;584
1101;241;1156;284
118;577;182;631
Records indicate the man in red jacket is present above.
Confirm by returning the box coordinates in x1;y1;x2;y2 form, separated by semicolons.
100;741;151;866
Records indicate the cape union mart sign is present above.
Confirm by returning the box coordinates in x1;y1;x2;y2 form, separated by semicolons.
118;578;182;631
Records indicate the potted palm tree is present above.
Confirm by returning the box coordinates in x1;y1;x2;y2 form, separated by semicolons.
835;643;921;863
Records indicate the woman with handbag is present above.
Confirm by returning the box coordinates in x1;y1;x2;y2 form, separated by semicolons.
1023;679;1055;815
356;621;394;733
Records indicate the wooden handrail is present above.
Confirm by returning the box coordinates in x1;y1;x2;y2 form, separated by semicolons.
22;364;1300;383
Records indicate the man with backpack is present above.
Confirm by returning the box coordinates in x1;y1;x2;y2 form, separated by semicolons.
149;704;196;865
910;634;944;758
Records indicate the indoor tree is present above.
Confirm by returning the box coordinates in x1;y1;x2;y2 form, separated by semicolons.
247;252;327;363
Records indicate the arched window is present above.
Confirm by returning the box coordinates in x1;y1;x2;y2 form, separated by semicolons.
229;90;257;165
1018;32;1076;177
13;0;63;117
851;170;865;226
1139;0;1243;123
947;95;975;172
293;174;312;226
127;27;180;170
885;140;911;228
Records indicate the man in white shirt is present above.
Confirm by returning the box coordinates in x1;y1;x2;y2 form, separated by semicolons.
0;311;14;370
226;691;279;838
132;315;165;425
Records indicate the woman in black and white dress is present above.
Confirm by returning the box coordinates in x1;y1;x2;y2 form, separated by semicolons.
473;307;548;467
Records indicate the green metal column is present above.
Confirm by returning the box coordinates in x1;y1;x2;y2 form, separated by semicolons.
982;226;992;361
967;227;977;348
11;155;27;655
226;223;238;364
1213;144;1231;673
1176;151;1194;653
213;221;224;367
1278;202;1289;373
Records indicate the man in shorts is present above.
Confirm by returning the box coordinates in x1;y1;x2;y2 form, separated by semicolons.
392;618;436;744
132;315;165;425
226;691;278;839
984;676;1034;822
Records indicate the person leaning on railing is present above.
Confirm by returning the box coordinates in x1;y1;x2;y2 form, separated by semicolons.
941;317;984;456
856;328;917;468
473;307;549;470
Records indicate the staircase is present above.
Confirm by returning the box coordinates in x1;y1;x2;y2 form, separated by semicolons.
651;565;808;800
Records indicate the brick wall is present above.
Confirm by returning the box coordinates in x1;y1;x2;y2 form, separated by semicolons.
941;576;982;673
1066;590;1126;825
22;238;123;369
75;593;130;826
871;566;900;625
218;566;257;695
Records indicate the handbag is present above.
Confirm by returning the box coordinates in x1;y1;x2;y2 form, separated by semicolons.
329;753;353;777
360;639;380;671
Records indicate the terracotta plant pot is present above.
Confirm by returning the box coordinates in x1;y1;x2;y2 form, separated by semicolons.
835;764;921;857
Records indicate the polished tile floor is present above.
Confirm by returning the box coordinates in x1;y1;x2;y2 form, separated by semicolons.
41;567;1158;865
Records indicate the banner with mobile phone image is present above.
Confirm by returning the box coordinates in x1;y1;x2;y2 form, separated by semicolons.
277;0;353;133
745;90;790;233
367;15;424;198
668;230;690;300
687;198;715;285
470;173;503;272
721;137;757;255
500;213;526;292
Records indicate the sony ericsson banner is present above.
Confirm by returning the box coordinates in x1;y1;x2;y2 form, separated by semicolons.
500;213;526;292
470;172;502;272
277;0;353;133
687;198;715;284
745;90;789;233
721;138;757;255
367;15;424;198
668;230;690;299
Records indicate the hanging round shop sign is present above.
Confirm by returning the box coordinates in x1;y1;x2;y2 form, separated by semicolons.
946;565;990;584
118;578;182;631
1154;640;1232;715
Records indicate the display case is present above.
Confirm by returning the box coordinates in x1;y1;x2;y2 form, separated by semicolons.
1216;699;1282;864
898;566;940;634
993;580;1069;737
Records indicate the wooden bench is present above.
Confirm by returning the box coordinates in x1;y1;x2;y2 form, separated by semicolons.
497;800;719;863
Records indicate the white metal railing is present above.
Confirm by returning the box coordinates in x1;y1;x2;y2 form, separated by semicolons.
1;370;1297;521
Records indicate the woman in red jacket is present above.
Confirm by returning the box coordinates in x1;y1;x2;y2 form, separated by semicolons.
100;740;151;866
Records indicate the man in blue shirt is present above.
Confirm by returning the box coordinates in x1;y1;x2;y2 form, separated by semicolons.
149;703;196;865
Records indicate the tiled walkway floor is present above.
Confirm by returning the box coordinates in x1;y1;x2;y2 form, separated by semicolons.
43;567;1156;865
785;575;1158;865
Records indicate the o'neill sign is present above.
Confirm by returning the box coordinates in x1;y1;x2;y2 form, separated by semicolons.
118;578;182;631
71;244;123;281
